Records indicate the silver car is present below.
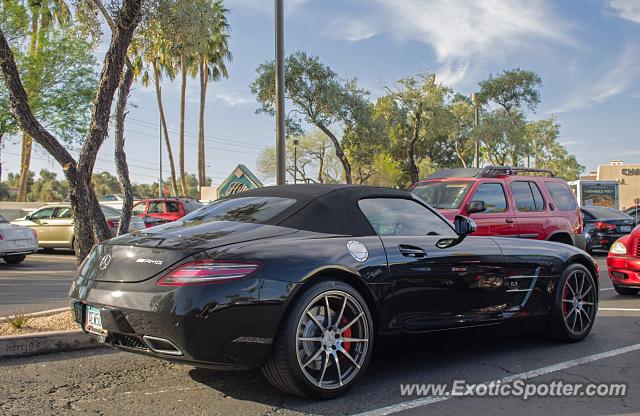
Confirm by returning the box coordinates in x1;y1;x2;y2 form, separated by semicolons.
0;214;39;264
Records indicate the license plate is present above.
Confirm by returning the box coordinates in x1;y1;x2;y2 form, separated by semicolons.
85;305;106;335
620;226;631;232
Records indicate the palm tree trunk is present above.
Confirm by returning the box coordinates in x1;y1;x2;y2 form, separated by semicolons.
152;61;178;197
17;11;40;202
198;59;208;189
179;53;187;196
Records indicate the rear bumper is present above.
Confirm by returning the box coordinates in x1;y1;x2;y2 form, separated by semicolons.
587;232;625;251
0;246;39;257
606;255;640;287
69;275;295;369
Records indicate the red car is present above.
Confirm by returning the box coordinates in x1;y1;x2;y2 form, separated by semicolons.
132;198;203;226
410;166;586;249
607;227;640;295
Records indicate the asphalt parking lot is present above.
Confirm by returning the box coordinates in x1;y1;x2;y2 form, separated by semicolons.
1;253;639;415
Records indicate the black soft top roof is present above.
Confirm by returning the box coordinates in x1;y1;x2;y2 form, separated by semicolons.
229;184;411;236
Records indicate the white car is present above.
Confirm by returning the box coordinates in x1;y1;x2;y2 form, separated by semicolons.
0;214;39;264
99;194;140;211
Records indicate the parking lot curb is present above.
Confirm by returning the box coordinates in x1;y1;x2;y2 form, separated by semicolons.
0;307;70;320
0;329;105;358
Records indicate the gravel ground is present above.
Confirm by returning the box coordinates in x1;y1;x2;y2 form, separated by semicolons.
0;311;77;336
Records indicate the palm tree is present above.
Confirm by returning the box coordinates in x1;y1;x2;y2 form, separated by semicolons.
16;0;71;201
196;0;231;188
131;19;180;197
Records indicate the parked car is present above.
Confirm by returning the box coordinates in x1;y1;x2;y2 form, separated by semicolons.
132;198;203;224
70;184;598;399
0;214;39;264
410;166;586;249
607;226;640;295
12;204;145;250
624;205;640;222
99;194;140;210
581;206;635;253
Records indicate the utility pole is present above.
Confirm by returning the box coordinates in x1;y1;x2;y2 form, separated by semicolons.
471;92;480;168
159;116;163;197
293;138;299;184
275;0;286;185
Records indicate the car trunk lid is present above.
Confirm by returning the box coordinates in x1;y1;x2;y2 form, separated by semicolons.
83;221;296;283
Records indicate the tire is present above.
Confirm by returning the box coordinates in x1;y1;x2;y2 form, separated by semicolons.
3;254;26;264
262;280;374;399
613;285;639;296
546;263;598;342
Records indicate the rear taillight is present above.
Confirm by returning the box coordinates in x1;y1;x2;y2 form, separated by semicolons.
107;219;120;228
156;260;260;286
595;221;616;231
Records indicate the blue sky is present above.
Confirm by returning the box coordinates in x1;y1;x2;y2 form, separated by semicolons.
3;0;640;185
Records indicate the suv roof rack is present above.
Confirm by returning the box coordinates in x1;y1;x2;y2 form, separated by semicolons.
428;166;555;180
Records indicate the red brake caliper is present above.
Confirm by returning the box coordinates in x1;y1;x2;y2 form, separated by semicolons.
340;317;352;352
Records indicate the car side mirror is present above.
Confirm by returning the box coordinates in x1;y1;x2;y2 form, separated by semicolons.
454;215;477;237
24;214;32;221
466;200;486;214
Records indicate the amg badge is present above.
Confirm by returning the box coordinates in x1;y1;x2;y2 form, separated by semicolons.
136;258;164;265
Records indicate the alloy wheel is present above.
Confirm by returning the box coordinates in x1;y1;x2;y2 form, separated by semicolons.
295;290;370;390
561;269;596;335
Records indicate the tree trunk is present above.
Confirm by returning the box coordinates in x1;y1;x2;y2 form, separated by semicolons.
317;124;352;184
152;61;178;197
407;111;421;184
179;53;187;196
17;132;32;201
114;64;134;236
198;59;208;189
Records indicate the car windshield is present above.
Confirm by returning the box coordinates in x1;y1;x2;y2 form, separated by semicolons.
178;196;297;225
100;205;121;217
583;206;630;220
411;181;473;209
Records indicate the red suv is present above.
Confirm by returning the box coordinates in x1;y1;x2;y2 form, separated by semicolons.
132;198;203;226
410;167;586;250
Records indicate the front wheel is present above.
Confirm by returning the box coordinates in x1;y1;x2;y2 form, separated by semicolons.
3;254;26;264
613;285;639;296
262;280;374;399
546;264;598;342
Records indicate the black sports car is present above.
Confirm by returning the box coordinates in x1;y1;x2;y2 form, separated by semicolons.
581;206;635;253
70;184;599;398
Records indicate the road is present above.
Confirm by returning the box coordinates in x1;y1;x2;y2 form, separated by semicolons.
0;252;76;316
1;253;639;415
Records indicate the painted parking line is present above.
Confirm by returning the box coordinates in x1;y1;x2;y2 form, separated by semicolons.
600;288;614;291
599;308;640;312
354;343;640;416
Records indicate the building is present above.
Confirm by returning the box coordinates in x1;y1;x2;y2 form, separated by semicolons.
581;161;640;210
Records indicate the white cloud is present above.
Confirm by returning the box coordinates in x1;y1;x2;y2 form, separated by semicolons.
610;0;640;23
548;43;639;113
214;91;253;106
326;0;574;62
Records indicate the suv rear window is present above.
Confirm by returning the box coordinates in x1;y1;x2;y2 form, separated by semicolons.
510;181;545;212
545;182;577;211
180;197;296;224
411;181;472;209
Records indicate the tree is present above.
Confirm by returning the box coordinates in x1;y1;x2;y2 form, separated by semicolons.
132;0;179;197
0;0;144;262
524;118;584;180
447;95;475;168
195;0;230;188
251;51;371;184
257;131;342;184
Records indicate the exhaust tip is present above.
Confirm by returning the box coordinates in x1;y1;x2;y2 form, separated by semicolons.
142;335;183;356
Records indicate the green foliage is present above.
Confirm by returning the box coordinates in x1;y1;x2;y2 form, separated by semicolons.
478;68;542;114
2;169;67;201
3;313;30;329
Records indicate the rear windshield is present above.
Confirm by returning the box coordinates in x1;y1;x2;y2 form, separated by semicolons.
179;197;296;225
583;207;630;220
101;205;121;217
411;181;473;209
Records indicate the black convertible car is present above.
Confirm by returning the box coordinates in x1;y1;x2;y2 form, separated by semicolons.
70;184;599;398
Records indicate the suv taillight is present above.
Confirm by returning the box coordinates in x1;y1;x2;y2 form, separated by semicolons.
156;260;260;286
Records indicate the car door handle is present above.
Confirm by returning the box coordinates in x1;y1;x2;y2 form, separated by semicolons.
505;218;514;224
399;245;426;258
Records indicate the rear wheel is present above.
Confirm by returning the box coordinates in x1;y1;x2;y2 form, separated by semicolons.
613;285;639;296
546;264;597;342
3;254;26;264
262;280;374;399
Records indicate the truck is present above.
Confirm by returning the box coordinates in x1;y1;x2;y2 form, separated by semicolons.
568;180;619;209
